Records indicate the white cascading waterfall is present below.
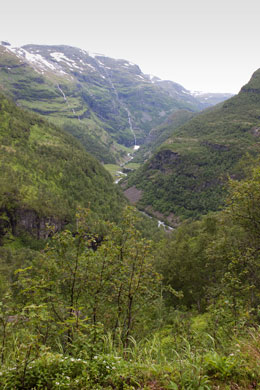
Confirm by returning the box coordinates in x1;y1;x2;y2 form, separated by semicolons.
57;84;80;121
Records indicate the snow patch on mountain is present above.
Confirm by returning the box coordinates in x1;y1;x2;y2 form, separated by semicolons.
146;74;162;83
86;63;96;71
50;52;85;71
7;46;57;71
24;51;57;70
122;61;136;68
190;90;205;96
88;51;105;58
50;52;74;63
4;44;76;79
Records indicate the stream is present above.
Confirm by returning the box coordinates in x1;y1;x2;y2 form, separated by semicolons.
140;210;173;231
115;146;173;231
115;106;139;183
114;151;137;184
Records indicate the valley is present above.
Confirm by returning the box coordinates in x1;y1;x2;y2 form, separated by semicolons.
0;42;232;165
1;39;260;390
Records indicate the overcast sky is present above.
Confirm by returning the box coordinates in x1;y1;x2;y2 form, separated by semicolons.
1;0;260;93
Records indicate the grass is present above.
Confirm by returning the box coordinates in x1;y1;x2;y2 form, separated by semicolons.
124;162;141;170
2;322;258;390
104;164;122;179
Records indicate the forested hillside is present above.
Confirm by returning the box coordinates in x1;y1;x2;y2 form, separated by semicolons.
1;164;260;389
0;93;124;244
125;69;260;222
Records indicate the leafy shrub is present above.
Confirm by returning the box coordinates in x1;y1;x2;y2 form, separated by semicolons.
204;351;239;380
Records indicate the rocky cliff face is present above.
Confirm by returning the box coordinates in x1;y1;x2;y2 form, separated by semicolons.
14;209;65;239
0;207;65;241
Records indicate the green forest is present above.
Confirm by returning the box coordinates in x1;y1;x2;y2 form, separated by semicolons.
126;69;260;221
1;163;260;389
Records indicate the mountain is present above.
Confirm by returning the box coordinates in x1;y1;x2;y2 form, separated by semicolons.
149;77;234;107
124;69;260;223
191;91;234;106
0;93;124;243
0;41;231;163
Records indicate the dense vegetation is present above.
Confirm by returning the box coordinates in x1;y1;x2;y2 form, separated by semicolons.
1;165;260;389
126;69;260;221
133;109;195;164
0;93;125;245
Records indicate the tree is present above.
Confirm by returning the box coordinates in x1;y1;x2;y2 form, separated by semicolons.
15;206;161;354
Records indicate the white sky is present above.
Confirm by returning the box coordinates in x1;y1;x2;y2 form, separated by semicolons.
1;0;260;93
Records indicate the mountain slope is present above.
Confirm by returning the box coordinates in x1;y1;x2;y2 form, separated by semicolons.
125;69;260;222
0;93;124;242
0;42;231;163
141;109;196;158
0;43;121;163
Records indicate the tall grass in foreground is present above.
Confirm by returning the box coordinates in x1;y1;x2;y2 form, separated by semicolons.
0;325;260;389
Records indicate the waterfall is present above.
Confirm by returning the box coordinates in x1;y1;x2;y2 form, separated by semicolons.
57;84;80;121
93;60;139;148
124;107;138;148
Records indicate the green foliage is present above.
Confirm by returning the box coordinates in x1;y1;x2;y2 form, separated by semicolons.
126;70;260;220
155;163;260;325
128;143;242;219
0;352;126;390
204;351;239;380
1;128;260;389
226;166;260;241
2;54;260;388
137;109;195;163
1;326;259;390
0;93;125;243
5;207;160;357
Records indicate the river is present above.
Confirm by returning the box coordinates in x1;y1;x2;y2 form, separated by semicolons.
115;150;173;231
115;111;172;231
140;210;173;231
